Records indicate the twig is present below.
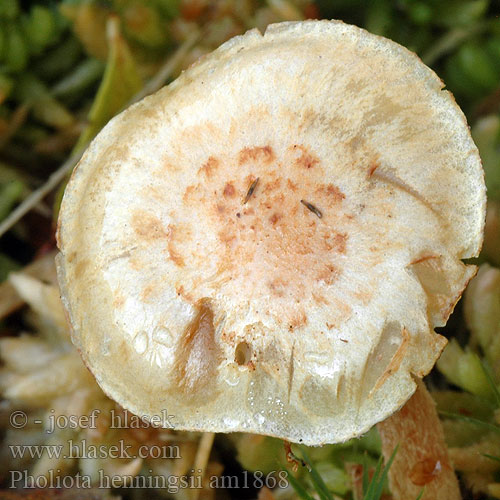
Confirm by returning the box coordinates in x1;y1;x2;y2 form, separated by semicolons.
0;30;201;240
191;432;215;500
422;22;486;66
0;150;83;238
131;30;200;104
0;104;30;150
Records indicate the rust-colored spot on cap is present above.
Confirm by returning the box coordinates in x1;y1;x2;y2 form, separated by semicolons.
167;224;186;267
334;233;347;253
131;210;165;241
223;182;236;198
324;232;348;253
318;184;345;204
268;278;288;298
199;156;219;178
141;283;157;302
316;263;338;285
292;144;320;169
289;309;308;329
238;145;275;165
269;213;282;225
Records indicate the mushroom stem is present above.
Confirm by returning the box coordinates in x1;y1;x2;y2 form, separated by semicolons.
376;378;460;500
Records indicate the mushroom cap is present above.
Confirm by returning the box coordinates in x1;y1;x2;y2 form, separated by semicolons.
56;20;485;446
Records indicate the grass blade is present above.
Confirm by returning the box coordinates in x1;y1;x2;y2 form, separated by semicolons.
372;444;398;500
287;472;316;500
481;360;500;407
439;410;500;434
483;453;500;463
363;455;383;500
300;448;333;500
362;453;370;495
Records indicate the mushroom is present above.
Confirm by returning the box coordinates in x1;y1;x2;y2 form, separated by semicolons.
55;20;485;449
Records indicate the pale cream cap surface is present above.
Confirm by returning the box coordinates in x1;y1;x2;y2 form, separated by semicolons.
56;20;485;445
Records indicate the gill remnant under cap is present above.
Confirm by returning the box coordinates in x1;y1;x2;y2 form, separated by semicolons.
56;20;486;446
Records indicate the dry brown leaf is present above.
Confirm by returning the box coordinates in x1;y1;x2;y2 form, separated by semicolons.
0;251;56;321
